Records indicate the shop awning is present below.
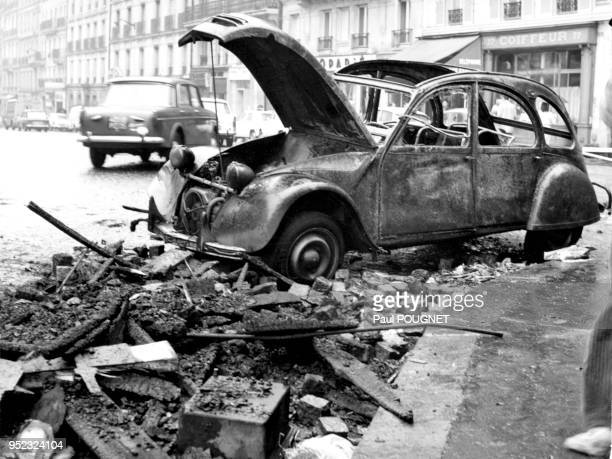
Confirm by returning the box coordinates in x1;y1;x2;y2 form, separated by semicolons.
394;35;480;65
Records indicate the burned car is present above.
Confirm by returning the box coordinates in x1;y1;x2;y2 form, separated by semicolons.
78;77;216;168
145;14;601;283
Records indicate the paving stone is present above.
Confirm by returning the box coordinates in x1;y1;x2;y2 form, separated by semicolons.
312;277;333;293
317;417;349;437
177;376;289;459
288;283;310;298
296;395;330;423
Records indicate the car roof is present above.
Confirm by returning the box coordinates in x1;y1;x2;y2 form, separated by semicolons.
108;76;194;85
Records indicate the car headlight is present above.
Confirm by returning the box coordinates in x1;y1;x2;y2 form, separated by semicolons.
170;144;195;171
135;126;149;137
226;161;255;192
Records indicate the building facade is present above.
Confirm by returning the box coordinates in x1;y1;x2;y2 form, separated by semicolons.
0;0;54;113
281;0;415;73
40;0;68;111
411;0;612;146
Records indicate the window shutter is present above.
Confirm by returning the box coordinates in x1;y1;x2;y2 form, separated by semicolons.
464;0;474;22
489;0;499;19
523;0;534;16
540;0;552;14
435;0;444;24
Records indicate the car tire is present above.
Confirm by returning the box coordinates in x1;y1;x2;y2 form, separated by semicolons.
524;227;583;263
268;211;345;283
140;152;151;162
90;148;106;169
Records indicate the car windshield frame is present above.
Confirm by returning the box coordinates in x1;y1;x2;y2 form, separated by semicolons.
333;74;415;146
102;82;175;107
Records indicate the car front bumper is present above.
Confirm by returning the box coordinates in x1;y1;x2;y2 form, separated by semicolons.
78;134;165;147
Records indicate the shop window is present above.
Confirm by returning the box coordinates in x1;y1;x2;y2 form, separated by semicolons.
479;87;536;147
535;97;573;148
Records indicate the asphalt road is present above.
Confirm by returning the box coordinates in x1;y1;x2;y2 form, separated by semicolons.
0;129;163;285
1;128;611;287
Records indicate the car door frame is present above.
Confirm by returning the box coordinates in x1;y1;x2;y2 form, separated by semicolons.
376;80;479;246
473;81;543;230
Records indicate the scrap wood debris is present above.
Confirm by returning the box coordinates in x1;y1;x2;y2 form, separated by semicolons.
0;204;519;457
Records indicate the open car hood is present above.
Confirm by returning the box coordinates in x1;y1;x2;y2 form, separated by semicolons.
179;14;375;148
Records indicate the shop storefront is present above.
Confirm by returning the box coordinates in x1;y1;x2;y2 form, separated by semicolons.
482;26;597;143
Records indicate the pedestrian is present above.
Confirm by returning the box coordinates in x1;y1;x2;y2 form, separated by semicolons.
563;242;612;456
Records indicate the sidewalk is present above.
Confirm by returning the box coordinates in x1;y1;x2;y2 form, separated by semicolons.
356;225;611;458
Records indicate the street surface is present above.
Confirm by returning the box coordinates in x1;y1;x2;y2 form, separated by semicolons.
0;129;164;285
1;128;611;457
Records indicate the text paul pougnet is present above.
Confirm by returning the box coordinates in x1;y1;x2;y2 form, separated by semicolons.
370;291;486;324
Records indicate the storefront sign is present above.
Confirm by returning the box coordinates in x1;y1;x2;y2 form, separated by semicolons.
483;27;596;50
317;54;376;72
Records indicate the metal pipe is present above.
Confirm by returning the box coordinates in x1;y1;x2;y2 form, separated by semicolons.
186;173;234;194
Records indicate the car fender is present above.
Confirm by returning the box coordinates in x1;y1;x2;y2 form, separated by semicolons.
209;173;376;252
527;162;600;231
167;122;184;147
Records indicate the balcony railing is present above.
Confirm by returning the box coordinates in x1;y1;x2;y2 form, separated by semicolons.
40;19;53;30
83;38;90;50
135;21;144;34
351;33;368;48
112;27;120;39
318;36;333;51
164;14;175;30
98;36;105;48
151;18;160;33
392;29;411;47
67;41;73;52
182;0;278;23
557;0;577;13
52;49;61;59
448;8;463;24
123;24;131;37
57;17;65;27
75;41;81;51
503;1;522;18
178;12;185;26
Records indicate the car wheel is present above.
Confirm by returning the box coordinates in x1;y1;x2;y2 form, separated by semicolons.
269;211;345;283
89;148;106;169
524;227;583;263
140;152;151;162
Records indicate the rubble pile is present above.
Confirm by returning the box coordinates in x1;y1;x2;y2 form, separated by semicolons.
0;231;524;458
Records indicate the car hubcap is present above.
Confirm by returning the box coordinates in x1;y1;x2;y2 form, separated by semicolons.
289;231;336;281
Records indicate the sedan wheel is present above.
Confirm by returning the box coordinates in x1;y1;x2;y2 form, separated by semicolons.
89;148;106;169
524;227;583;263
269;211;344;283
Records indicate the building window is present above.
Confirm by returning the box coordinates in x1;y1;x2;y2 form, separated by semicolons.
503;1;522;19
318;10;332;51
352;5;368;48
168;44;174;75
393;1;410;47
448;7;463;24
153;46;159;76
556;0;577;13
139;47;144;76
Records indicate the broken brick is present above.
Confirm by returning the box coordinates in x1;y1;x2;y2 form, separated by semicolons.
147;242;165;258
336;334;374;363
314;305;339;322
246;282;277;295
51;253;73;276
334;269;349;281
317;417;349;437
296;395;330;424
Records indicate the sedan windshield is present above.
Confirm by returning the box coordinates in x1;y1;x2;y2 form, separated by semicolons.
103;83;173;107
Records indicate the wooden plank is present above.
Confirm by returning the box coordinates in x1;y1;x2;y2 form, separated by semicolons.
245;292;301;310
100;372;181;401
65;393;170;459
142;249;192;277
314;338;413;423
